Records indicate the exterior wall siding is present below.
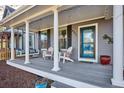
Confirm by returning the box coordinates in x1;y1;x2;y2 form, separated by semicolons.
35;5;113;63
59;5;106;25
9;5;113;63
30;5;107;31
72;18;113;63
45;18;113;63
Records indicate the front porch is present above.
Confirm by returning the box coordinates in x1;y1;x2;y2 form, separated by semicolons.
7;58;119;88
1;5;124;87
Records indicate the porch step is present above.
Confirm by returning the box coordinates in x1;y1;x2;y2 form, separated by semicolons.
51;81;74;88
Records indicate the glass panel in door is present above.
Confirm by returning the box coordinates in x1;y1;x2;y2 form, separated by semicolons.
80;26;95;60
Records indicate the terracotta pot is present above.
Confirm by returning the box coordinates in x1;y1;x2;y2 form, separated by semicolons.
100;55;111;65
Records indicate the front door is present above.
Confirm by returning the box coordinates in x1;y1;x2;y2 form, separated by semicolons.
78;24;98;62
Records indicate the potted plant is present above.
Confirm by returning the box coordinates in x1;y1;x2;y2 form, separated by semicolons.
100;34;113;65
35;77;48;88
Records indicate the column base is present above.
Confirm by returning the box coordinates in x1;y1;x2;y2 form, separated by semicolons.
7;60;12;63
111;78;124;87
24;61;31;64
10;58;15;61
52;67;60;72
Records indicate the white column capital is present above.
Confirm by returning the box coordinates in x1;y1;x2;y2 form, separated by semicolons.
25;20;29;23
51;5;61;12
52;8;58;13
10;26;14;29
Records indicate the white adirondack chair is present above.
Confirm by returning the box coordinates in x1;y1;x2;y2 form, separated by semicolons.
59;47;74;63
42;47;53;60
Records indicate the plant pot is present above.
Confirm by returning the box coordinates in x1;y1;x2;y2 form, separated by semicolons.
100;55;111;65
35;83;47;88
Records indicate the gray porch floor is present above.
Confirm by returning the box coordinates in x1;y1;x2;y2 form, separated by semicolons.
8;58;119;88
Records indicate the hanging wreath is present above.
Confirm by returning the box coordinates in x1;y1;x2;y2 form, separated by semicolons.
103;34;113;44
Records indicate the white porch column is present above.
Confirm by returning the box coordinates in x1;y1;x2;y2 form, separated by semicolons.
52;8;60;71
111;5;124;87
24;20;30;64
10;27;15;60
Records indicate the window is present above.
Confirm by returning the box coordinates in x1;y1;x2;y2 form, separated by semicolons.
17;26;25;50
40;31;48;49
59;27;67;49
29;34;32;48
29;33;34;49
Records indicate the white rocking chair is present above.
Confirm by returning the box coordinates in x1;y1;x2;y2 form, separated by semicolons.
42;47;53;60
59;47;74;63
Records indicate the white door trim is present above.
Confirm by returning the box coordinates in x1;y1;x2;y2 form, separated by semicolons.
78;23;98;63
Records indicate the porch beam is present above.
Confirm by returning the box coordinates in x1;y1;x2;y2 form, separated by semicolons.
10;27;15;60
52;8;60;71
10;6;62;27
111;5;124;87
24;20;30;64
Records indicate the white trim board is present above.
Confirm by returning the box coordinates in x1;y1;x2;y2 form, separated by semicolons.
78;23;98;63
7;60;100;88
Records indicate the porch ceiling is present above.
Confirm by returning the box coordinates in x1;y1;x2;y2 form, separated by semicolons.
0;5;54;27
7;58;119;88
29;5;110;32
0;5;77;28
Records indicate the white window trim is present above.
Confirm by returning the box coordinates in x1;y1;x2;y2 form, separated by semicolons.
78;23;98;63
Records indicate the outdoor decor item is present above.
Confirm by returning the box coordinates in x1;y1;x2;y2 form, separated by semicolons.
100;34;112;65
100;55;111;65
35;77;48;88
35;82;47;88
103;34;113;44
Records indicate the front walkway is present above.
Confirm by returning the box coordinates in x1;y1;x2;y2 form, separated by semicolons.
7;58;119;88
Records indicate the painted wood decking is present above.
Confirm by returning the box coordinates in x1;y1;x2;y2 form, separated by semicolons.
7;58;120;88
